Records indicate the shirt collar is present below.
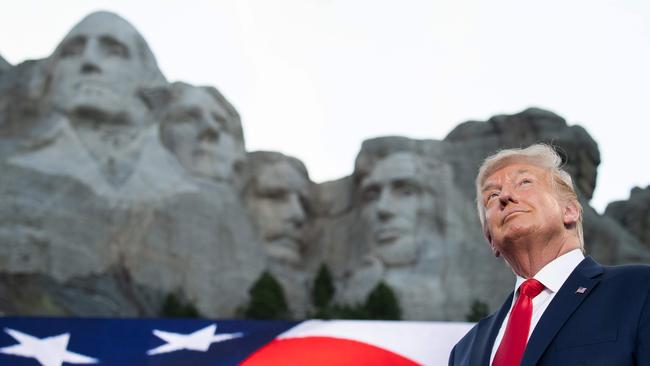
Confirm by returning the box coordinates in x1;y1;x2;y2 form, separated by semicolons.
514;248;585;294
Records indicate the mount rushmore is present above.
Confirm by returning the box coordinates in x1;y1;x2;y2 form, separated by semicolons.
1;11;648;320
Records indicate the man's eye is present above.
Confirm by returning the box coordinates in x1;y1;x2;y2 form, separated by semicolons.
396;185;417;196
393;181;421;197
486;192;499;202
60;38;85;58
361;187;380;202
520;178;532;185
258;189;288;201
167;108;201;123
100;37;130;58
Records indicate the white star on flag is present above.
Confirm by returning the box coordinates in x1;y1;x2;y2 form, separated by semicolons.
147;323;243;355
0;328;98;366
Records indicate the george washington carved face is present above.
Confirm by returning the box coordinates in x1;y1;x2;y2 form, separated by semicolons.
45;12;163;124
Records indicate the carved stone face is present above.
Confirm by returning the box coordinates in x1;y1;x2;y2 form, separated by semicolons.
46;12;148;123
160;87;245;180
360;152;426;266
246;160;309;265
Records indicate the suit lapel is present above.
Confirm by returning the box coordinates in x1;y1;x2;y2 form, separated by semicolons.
520;256;604;366
472;292;513;365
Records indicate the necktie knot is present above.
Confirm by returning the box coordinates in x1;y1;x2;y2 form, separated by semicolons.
520;278;545;298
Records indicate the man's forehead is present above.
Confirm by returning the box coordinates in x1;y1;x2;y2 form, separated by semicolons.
482;163;547;189
63;13;138;47
362;152;422;186
177;88;228;116
257;161;309;192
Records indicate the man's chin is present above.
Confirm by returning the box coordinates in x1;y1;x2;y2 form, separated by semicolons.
376;238;417;267
497;226;534;246
266;241;301;266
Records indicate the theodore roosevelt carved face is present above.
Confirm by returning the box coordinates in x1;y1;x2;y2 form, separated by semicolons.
244;153;311;266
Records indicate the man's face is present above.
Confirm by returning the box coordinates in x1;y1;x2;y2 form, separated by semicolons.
161;87;244;180
248;161;309;265
47;14;143;120
480;163;565;257
360;152;424;266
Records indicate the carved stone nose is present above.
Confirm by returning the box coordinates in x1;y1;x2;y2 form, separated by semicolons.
81;62;100;74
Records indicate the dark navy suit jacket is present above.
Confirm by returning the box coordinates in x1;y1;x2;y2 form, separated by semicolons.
449;256;650;365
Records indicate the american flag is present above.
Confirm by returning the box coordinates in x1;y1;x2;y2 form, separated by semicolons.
0;317;472;366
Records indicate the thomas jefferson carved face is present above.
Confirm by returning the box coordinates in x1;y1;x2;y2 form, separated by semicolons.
360;152;427;266
160;85;245;181
246;159;310;266
46;12;155;124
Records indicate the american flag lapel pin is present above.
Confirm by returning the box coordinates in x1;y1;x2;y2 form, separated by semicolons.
575;286;587;294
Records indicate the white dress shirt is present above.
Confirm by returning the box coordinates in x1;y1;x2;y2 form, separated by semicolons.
490;249;585;364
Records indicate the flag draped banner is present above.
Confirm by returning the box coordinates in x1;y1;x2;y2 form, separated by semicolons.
0;317;473;366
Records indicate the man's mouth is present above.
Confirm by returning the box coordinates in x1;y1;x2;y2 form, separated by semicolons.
267;235;302;251
192;148;218;160
375;228;405;244
502;210;527;224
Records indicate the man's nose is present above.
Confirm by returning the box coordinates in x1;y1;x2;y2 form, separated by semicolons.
498;186;517;207
286;193;306;227
80;40;102;74
376;190;395;221
198;125;220;144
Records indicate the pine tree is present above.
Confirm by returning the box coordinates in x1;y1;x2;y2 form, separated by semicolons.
160;293;202;318
365;282;401;320
244;271;289;320
312;264;335;308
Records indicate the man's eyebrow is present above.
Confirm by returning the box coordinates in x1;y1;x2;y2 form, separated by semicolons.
481;182;499;193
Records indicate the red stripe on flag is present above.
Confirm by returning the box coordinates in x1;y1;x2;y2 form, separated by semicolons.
240;336;420;366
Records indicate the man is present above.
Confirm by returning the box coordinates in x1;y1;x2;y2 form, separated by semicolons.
449;144;650;365
159;82;245;184
243;152;312;267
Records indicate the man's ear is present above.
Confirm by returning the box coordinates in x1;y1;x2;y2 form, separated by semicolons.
563;200;580;227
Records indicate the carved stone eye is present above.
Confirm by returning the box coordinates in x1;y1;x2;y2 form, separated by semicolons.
198;129;219;143
59;37;86;58
100;36;130;59
361;185;381;202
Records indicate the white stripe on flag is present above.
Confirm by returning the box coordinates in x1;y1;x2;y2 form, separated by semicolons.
277;320;474;365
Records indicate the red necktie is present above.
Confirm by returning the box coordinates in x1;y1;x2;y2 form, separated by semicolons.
492;278;545;366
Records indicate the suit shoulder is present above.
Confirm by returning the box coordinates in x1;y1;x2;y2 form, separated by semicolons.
598;263;650;292
602;263;650;278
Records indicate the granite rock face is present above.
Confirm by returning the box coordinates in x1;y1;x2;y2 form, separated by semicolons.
0;54;10;75
1;12;649;321
605;186;650;250
445;107;600;200
0;11;267;317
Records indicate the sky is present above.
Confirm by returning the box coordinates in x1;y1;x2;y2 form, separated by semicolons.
1;0;649;212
